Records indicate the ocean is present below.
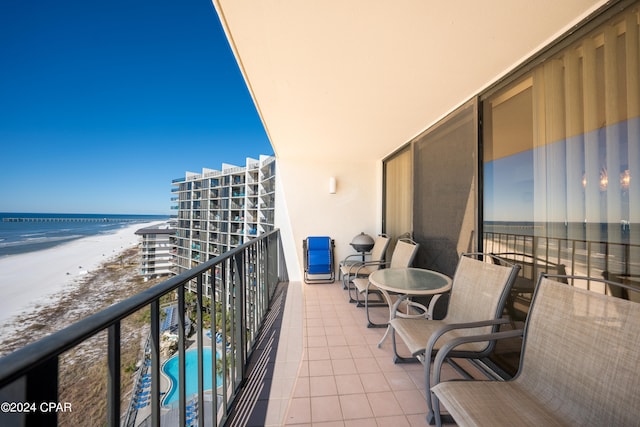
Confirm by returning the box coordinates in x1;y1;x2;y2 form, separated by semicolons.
0;213;170;257
484;220;638;245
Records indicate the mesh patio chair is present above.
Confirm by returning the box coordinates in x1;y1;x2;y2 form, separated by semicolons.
340;234;390;296
387;252;519;422
352;237;420;327
489;252;568;323
431;274;640;427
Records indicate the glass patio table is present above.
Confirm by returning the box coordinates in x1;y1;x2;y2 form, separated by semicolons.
369;268;452;347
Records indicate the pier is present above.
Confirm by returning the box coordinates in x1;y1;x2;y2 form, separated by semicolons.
2;217;140;223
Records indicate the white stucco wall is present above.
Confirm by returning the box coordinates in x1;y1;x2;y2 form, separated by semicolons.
274;157;382;281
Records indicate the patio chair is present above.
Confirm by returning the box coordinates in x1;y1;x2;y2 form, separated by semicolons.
489;252;567;323
388;253;519;422
303;236;335;284
340;234;390;295
352;237;420;326
430;274;640;427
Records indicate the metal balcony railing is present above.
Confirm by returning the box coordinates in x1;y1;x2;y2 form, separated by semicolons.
0;229;286;427
483;230;639;281
483;229;640;320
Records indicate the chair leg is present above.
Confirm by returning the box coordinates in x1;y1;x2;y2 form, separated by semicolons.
431;392;442;427
356;289;384;307
426;358;436;424
347;276;360;303
364;288;389;328
390;328;420;364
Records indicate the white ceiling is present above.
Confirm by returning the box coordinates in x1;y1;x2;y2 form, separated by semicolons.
213;0;605;162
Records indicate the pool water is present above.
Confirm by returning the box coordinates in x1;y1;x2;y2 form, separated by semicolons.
162;347;222;406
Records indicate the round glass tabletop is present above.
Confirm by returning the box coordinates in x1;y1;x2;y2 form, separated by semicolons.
369;268;452;295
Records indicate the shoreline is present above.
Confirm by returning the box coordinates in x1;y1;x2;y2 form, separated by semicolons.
0;220;165;327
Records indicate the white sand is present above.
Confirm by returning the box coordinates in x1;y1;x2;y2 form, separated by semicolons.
0;221;165;325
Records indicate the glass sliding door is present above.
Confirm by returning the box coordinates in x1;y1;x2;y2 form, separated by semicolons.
413;100;478;277
383;144;413;259
482;2;640;326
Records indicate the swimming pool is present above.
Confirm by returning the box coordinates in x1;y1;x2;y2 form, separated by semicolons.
162;347;222;406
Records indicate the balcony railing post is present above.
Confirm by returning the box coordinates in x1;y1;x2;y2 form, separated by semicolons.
150;300;161;427
26;357;58;426
107;322;121;427
178;285;186;427
233;252;247;379
196;274;204;427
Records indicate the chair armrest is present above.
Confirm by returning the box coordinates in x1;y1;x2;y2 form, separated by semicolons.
424;318;511;357
351;260;387;274
341;253;367;264
431;329;524;386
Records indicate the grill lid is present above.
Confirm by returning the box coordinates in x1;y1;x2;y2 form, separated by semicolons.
350;232;374;252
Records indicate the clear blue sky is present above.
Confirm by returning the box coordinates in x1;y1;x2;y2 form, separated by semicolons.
0;1;272;215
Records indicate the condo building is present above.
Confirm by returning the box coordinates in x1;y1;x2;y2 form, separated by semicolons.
171;155;276;296
134;222;177;281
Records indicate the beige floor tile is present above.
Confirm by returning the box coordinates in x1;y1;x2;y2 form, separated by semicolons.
293;377;310;398
305;317;324;328
298;361;310;377
367;391;404;417
393;389;428;415
344;419;377;427
329;345;352;360
335;374;365;395
309;376;338;396
324;326;344;336
309;359;334;376
306;326;326;336
339;393;374;420
344;418;376;427
354;357;380;374
313;421;346;427
331;358;357;376
307;347;331;361
285;397;311;424
311;395;343;423
323;317;342;327
349;345;374;358
326;334;349;347
383;370;420;391
376;415;411;427
307;335;329;348
359;372;390;393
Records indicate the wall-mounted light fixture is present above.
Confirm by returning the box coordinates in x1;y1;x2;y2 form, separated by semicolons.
329;177;337;194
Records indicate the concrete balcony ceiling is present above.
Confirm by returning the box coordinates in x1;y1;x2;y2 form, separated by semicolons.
213;0;604;162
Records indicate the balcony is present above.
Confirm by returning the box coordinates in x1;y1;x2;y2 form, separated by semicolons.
1;1;629;424
0;227;480;427
5;218;640;426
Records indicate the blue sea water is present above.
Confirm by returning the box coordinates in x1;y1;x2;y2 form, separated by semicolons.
0;213;170;257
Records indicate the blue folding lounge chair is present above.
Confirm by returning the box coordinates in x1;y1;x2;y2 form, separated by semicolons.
303;236;335;283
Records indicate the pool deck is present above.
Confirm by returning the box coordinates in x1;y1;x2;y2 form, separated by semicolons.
133;332;212;426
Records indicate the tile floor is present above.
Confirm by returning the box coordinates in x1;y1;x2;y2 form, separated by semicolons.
265;279;467;427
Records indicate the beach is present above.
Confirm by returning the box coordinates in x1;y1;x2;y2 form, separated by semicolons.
0;219;172;425
0;220;164;328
